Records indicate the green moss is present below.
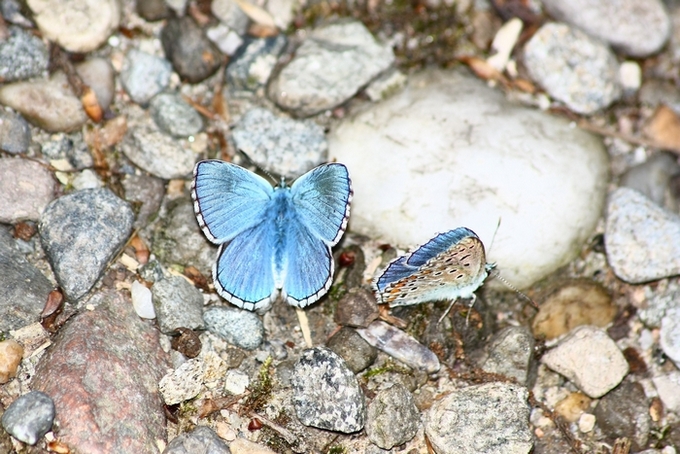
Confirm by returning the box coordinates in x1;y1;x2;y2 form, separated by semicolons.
243;356;274;412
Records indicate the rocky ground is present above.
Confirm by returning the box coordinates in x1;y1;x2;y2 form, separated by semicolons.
1;0;680;453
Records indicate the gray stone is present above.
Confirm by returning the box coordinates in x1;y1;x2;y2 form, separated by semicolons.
120;105;196;179
605;187;680;283
122;173;165;230
0;391;54;445
328;68;609;290
661;307;680;368
152;275;205;334
357;321;440;373
334;287;379;329
161;16;222;84
39;188;134;301
541;326;628;398
159;358;204;405
40;132;93;169
365;384;419;449
76;58;116;110
163;426;230;454
232;107;327;178
0;230;53;332
0;110;30;154
425;383;532;454
594;382;650;451
203;306;264;350
327;327;377;373
620;152;680;213
0;158;55;223
292;347;366;433
481;326;535;385
150;93;204;137
211;0;249;35
652;372;680;413
137;0;170;21
227;35;287;91
269;21;394;117
0;26;48;82
542;0;670;57
0;73;88;132
523;22;621;115
120;50;173;105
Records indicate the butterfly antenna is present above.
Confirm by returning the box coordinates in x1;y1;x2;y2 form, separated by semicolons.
489;269;539;310
237;149;280;185
486;217;502;256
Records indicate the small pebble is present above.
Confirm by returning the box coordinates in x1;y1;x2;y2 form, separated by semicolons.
149;93;204;137
0;73;88;132
554;392;591;422
203;306;264;350
365;384;419;449
152;276;205;333
660;307;680;367
224;370;249;395
523;22;621;115
131;280;155;319
292;347;366;433
619;61;642;98
480;326;534;385
161;16;222;84
229;438;278;454
578;413;596;433
0;339;24;384
27;0;120;53
0;110;31;154
425;383;532;454
0;158;56;223
76;58;116;110
357;321;440;373
1;391;55;445
120;49;173;105
206;24;244;56
334;287;379;328
0;25;49;82
326;327;377;373
605;187;680;284
163;425;230;454
159;358;204;405
365;69;408;102
652;372;680;413
542;0;670;57
593;381;650;450
532;279;616;340
620;152;680;213
232;107;327;179
71;168;103;190
211;0;250;35
39;188;134;301
227;35;287;91
137;0;170;21
122;174;165;230
541;326;628;398
268;21;395;117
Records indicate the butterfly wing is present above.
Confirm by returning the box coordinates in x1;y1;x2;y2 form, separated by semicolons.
213;218;277;311
192;160;274;244
279;163;351;307
290;163;352;245
405;227;479;267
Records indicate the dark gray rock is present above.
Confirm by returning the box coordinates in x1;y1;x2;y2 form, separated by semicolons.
161;16;222;84
292;347;366;433
163;426;230;454
203;306;264;350
0;229;53;332
0;26;49;82
0;110;31;154
1;391;54;445
152;276;205;334
334;287;379;328
366;384;419;449
39;188;134;301
150;93;204;137
326;327;377;373
122;173;165;230
120;49;172;105
594;382;651;451
620;152;680;213
227;35;287;91
232;107;327;179
425;383;533;454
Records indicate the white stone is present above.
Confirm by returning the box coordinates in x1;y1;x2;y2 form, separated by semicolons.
159;358;204;405
131;281;155;319
224;369;250;395
619;61;642;95
653;372;680;413
661;308;680;368
578;413;596;433
605;187;680;284
541;326;628;398
328;69;608;289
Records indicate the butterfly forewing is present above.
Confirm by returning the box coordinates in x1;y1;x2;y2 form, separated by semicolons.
291;163;352;245
192;160;273;244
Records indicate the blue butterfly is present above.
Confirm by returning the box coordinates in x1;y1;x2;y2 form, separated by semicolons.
373;227;494;307
191;160;352;311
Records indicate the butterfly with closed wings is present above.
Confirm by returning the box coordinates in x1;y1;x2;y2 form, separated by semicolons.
192;160;352;311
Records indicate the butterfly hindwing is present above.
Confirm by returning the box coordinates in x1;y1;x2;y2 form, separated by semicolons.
192;160;273;244
291;163;352;245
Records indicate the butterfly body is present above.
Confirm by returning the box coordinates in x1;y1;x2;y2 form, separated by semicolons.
192;160;352;311
373;227;493;307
